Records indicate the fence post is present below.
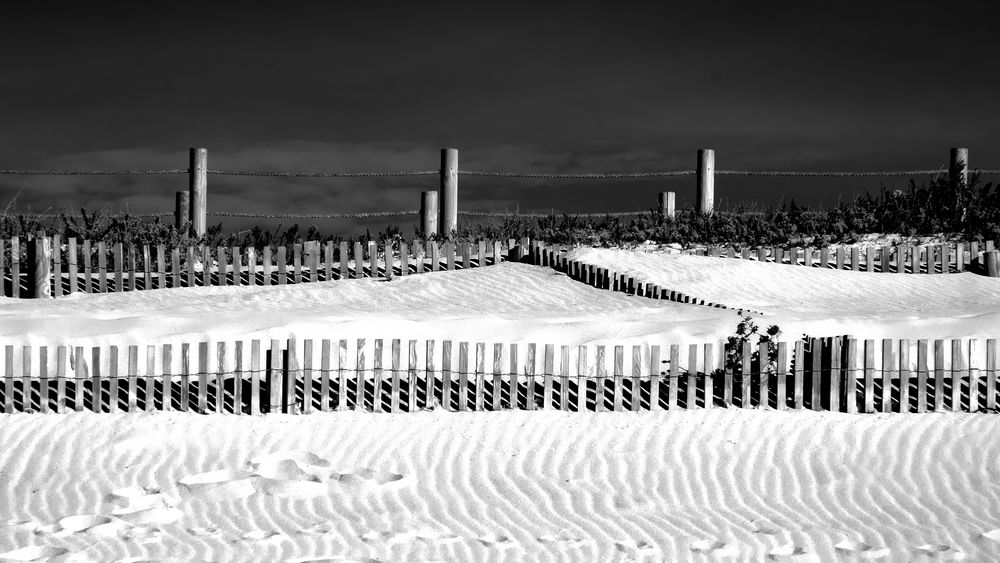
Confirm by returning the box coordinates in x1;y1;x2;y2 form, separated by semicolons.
175;191;190;233
658;191;675;219
28;231;52;298
421;190;439;236
189;147;208;237
696;148;714;214
439;148;458;236
950;146;968;187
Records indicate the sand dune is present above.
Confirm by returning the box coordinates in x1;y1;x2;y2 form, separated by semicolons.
568;247;1000;341
2;409;1000;562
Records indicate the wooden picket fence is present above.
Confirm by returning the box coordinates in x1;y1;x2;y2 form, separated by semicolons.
690;240;997;274
1;336;997;415
1;236;519;298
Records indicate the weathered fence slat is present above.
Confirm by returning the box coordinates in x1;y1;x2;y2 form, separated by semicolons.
441;340;452;410
372;339;383;413
302;339;314;414
476;342;487;411
934;340;946;411
951;339;965;412
425;340;436;410
263;247;273;286
408;340;418;412
986;339;997;412
613;345;624;412
319;339;331;412
669;344;681;409
277;246;287;285
916;340;929;413
390;339;401;412
338;339;349;411
457;342;469;412
286;339;300;413
881;339;893;412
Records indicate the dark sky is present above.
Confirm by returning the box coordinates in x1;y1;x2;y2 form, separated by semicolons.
2;1;998;233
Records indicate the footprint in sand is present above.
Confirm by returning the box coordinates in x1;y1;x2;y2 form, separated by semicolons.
915;544;967;560
767;544;820;562
240;529;282;541
980;529;1000;543
247;451;335;498
0;545;70;561
336;468;408;491
835;539;890;559
478;533;519;549
614;539;657;556
690;539;739;557
750;520;782;535
536;531;591;549
178;468;255;501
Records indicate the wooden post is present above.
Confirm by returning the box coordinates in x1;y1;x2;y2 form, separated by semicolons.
175;191;190;233
28;232;51;298
696;148;715;214
439;148;458;235
188;148;208;237
421;190;439;236
658;191;675;219
985;251;1000;277
950;146;968;187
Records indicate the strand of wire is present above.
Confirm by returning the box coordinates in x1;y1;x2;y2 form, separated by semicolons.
207;210;419;218
207;169;437;178
0;169;187;176
6;212;173;220
458;210;650;217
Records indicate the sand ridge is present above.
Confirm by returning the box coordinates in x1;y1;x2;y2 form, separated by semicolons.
2;409;1000;562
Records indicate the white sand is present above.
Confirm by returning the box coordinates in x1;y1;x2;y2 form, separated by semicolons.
569;247;1000;342
2;410;1000;562
2;250;1000;562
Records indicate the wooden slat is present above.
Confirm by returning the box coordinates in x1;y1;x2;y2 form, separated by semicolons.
492;240;502;266
233;246;243;286
446;242;456;270
525;343;537;410
577;345;588;412
171;247;180;288
217;341;230;414
898;340;911;413
809;338;821;410
758;341;770;409
199;246;210;287
851;247;860;271
320;339;331;412
400;242;409;276
507;343;518;409
951;339;965;412
52;346;67;413
881;339;894;412
865;246;875;273
562;345;572;412
415;240;426;274
354;338;366;410
740;342;752;408
67;237;78;294
123;345;137;412
353;241;364;278
339;241;349;279
687;344;698;409
441;340;452;410
880;246;890;273
649;346;661;411
542;344;555;410
372;339;383;413
477;240;486;268
390;339;401;412
265;339;280;413
325;241;334;281
249;340;260;415
277;246;287;285
408;340;418;412
492;343;504;411
293;243;303;283
457;342;469;411
863;339;875;413
91;347;103;413
178;343;191;412
217;247;228;286
911;245;921;274
613;345;624;411
263;247;273;286
916;339;928;413
285;339;299;413
703;343;714;409
956;242;966;272
71;345;85;411
20;346;33;413
934;339;945;411
476;342;487;411
114;242;124;292
197;341;209;413
669;344;681;409
247;248;257;286
97;241;107;293
986;339;997;412
968;339;979;413
52;235;62;297
819;247;829;269
384;240;393;280
338;339;349;410
155;245;164;289
827;337;840;412
307;242;318;283
425;340;436;410
793;340;804;409
593;345;605;412
367;242;377;279
463;241;472;270
81;239;92;294
722;343;734;406
430;241;440;272
845;338;858;414
303;339;314;414
162;344;172;412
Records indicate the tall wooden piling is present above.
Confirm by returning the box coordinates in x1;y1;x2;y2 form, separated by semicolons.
189;148;207;237
439;148;458;235
696;149;715;214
